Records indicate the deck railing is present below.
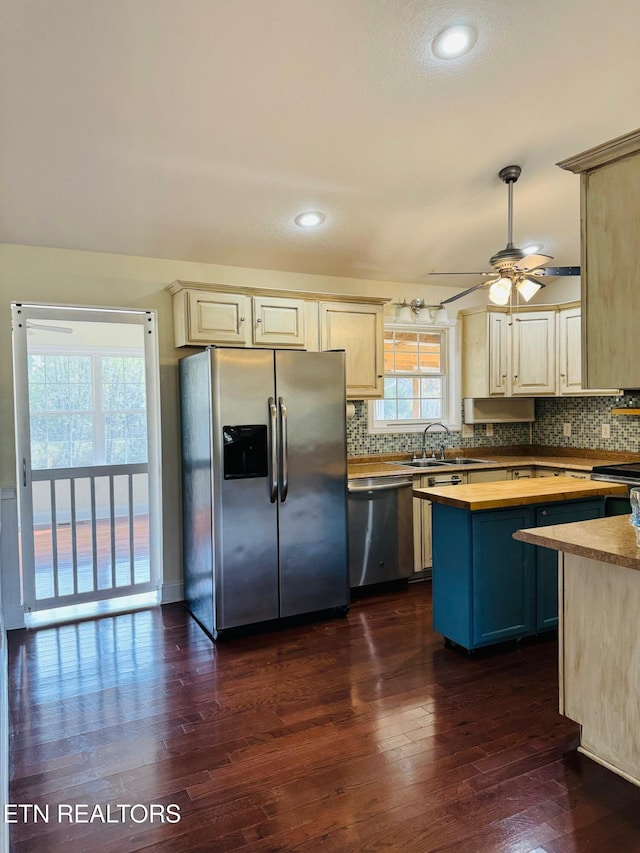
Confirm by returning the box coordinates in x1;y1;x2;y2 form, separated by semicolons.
29;463;153;609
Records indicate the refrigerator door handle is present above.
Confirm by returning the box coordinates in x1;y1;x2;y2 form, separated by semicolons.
268;397;278;502
279;396;289;502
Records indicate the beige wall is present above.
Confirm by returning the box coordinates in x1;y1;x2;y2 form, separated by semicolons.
0;243;461;592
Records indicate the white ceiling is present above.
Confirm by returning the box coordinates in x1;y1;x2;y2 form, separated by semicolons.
1;0;639;291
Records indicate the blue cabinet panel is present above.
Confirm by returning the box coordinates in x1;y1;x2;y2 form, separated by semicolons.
472;509;535;645
432;503;473;649
430;496;607;651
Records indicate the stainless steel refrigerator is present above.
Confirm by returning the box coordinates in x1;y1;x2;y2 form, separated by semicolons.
179;347;349;639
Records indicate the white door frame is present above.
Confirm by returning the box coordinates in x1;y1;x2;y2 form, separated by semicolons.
12;302;163;614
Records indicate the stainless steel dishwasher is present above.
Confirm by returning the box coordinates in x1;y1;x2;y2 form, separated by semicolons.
347;475;413;588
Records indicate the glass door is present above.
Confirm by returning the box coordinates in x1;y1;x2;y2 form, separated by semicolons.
12;304;162;618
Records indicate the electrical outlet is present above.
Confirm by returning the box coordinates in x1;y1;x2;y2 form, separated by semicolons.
462;424;473;438
563;423;571;437
602;423;611;439
485;423;494;437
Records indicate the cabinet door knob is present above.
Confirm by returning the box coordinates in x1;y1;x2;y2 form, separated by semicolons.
541;510;547;516
256;318;262;323
239;316;245;322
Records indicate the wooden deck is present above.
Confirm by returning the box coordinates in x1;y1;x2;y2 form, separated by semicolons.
33;515;150;601
8;582;640;851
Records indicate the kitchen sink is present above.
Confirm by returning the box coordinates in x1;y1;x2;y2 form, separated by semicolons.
385;459;448;468
440;458;489;465
386;458;489;469
401;459;449;468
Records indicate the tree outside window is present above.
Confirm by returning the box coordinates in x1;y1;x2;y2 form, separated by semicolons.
28;350;147;469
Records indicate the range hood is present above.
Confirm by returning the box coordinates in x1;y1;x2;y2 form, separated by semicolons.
464;397;535;424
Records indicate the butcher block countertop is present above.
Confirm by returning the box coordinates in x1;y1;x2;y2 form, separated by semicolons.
413;476;628;511
514;514;640;571
347;451;638;480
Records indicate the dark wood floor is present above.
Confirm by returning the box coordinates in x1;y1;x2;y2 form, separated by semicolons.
8;582;640;852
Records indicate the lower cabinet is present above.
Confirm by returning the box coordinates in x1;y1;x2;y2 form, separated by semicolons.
533;500;606;631
471;507;535;646
562;469;589;480
412;479;432;574
467;469;509;483
510;467;534;480
432;498;606;650
412;472;469;575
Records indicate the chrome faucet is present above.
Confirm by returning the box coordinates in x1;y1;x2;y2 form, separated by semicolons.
422;423;450;460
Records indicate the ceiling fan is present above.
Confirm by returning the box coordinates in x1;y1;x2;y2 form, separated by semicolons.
430;165;580;307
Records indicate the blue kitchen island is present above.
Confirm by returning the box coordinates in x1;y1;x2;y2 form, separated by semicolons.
413;477;628;651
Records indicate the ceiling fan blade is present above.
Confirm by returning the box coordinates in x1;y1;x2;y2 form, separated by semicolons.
429;271;496;277
530;266;581;277
525;275;545;288
440;280;495;305
513;253;553;273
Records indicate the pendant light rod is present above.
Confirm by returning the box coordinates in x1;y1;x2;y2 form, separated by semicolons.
498;165;521;248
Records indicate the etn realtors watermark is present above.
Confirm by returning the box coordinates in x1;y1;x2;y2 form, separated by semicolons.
4;803;181;824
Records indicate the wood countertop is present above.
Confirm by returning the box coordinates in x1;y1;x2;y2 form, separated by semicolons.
413;476;628;511
347;453;638;480
514;514;640;571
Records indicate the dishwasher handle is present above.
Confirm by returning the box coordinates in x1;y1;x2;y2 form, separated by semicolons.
348;480;412;494
427;475;462;487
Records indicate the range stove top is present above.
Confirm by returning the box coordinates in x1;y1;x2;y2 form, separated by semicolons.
591;461;640;484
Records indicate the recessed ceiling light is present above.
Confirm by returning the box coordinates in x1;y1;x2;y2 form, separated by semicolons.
522;243;543;254
432;24;477;60
295;211;325;228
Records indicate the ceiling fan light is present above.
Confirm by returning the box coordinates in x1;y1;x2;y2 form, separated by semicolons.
516;278;542;302
488;277;511;306
521;243;542;255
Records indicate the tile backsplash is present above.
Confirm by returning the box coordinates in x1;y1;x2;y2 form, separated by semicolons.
347;395;640;458
346;401;530;457
533;394;640;453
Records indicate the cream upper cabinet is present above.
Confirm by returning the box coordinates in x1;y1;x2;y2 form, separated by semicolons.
558;305;583;394
168;282;388;359
557;304;618;395
511;310;556;395
184;290;249;345
488;311;510;395
461;303;616;398
462;306;556;397
320;301;384;398
461;307;508;397
559;129;640;391
251;296;310;347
